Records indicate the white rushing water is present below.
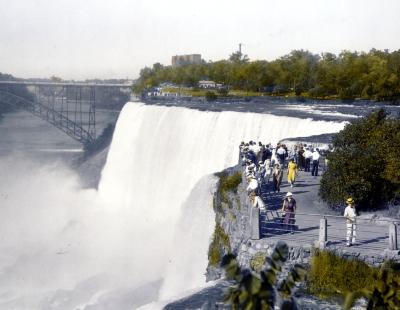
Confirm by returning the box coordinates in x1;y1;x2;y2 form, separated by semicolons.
97;102;345;304
0;102;346;309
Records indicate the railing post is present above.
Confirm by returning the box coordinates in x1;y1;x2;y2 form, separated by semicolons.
319;217;328;249
250;207;260;240
389;223;398;250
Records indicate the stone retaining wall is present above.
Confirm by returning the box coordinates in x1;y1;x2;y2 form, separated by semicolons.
207;164;400;281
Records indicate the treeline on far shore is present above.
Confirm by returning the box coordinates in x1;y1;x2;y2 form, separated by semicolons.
133;49;400;102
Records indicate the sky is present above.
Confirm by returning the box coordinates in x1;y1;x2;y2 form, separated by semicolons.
0;0;399;80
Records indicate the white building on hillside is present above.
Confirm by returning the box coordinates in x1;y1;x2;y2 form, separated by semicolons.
198;80;216;89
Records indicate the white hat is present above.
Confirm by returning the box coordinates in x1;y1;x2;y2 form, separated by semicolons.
286;192;293;197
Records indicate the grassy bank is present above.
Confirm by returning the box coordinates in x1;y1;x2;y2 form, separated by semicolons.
157;86;366;102
215;171;242;204
307;250;400;308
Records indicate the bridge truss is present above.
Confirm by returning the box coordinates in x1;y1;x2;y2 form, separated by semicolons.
0;81;131;144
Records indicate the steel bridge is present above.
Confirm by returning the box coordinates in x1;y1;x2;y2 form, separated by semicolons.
0;81;132;144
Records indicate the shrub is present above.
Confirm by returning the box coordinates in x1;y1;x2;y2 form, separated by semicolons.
308;250;400;309
250;252;266;272
208;222;231;267
227;210;236;223
218;88;229;96
319;109;400;210
215;171;242;203
308;250;373;298
344;263;400;309
205;90;217;101
308;86;328;98
222;242;306;309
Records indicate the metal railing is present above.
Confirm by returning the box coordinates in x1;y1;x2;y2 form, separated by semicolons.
239;146;398;253
250;208;399;253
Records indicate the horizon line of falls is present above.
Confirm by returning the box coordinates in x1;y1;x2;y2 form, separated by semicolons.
0;102;346;310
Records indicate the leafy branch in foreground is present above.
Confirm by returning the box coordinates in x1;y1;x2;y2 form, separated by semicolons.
221;241;306;309
344;262;400;310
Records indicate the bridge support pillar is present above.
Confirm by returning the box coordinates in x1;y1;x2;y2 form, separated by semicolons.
318;217;328;249
389;223;398;250
250;207;260;240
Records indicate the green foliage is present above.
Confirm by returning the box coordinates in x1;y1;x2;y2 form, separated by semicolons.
218;87;229;96
216;171;242;203
250;252;266;273
229;50;250;65
236;197;241;211
308;249;374;297
320;109;400;210
308;249;400;309
133;49;400;101
209;171;241;267
344;263;400;309
222;242;306;309
227;210;237;223
0;72;15;81
205;90;217;101
208;222;231;267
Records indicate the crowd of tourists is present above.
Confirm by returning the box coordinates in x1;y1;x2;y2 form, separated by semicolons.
239;140;309;234
239;140;322;193
239;140;358;244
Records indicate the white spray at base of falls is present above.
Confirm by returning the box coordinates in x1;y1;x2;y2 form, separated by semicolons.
0;102;346;309
158;175;218;300
98;102;346;302
137;175;219;310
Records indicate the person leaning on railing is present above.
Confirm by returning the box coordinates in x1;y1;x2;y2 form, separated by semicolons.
344;197;357;246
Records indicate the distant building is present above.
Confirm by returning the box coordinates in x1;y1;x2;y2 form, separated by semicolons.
172;54;202;67
198;80;216;89
198;80;224;89
159;82;178;88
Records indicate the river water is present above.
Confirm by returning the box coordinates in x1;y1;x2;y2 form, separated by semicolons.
1;100;397;160
0;109;120;162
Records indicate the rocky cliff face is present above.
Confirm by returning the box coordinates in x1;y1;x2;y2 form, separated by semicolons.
206;164;249;280
206;164;314;279
206;164;400;282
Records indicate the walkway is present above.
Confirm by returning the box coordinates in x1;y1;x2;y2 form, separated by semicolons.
257;169;394;256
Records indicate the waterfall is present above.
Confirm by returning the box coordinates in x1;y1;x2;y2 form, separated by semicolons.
97;102;345;302
0;101;346;309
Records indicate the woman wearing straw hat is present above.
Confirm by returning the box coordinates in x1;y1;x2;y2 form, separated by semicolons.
344;197;357;246
282;192;297;234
